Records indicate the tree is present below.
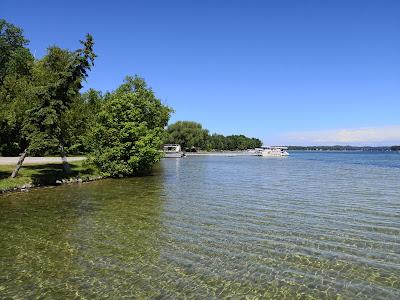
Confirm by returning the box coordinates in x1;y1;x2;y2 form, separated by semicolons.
224;134;262;150
0;20;34;156
0;19;29;84
87;76;172;177
207;134;226;150
62;89;103;154
10;34;96;178
166;121;262;151
166;121;209;150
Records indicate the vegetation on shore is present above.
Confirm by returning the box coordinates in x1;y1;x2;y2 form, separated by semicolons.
1;19;97;178
166;121;262;151
1;19;259;188
0;19;171;180
87;77;172;177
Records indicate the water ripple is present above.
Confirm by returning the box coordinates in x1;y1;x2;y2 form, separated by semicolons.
0;152;399;298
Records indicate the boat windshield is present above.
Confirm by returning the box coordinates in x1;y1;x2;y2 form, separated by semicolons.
163;145;180;152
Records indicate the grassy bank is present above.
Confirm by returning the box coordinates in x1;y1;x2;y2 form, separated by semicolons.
0;161;100;193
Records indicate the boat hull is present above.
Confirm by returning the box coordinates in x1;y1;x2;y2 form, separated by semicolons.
164;152;184;158
259;150;289;157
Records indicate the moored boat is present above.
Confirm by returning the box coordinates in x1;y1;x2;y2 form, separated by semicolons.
255;146;289;157
163;144;185;158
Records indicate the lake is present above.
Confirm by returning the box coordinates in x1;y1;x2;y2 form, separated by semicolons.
1;152;399;298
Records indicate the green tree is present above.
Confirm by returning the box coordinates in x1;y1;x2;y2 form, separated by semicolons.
0;19;29;83
62;88;103;154
224;134;262;150
166;121;262;151
87;76;172;177
0;19;34;156
166;121;209;150
10;34;96;177
207;134;226;150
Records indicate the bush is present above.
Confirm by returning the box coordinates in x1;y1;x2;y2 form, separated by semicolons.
87;76;172;177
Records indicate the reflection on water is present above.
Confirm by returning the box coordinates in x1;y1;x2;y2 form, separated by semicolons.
0;152;399;298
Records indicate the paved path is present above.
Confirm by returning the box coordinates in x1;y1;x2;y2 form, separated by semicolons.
0;157;86;165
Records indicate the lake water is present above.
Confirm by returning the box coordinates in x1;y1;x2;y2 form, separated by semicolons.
1;152;399;299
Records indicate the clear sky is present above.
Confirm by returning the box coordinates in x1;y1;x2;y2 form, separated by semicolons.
3;0;400;145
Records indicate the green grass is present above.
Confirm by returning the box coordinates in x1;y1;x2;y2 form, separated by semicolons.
0;161;100;192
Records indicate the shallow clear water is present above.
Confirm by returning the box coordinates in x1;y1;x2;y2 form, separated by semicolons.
1;152;399;299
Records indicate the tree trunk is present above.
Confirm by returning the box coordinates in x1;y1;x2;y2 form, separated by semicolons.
10;148;28;178
59;145;72;174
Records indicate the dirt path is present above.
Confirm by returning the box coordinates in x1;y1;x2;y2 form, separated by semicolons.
0;157;86;165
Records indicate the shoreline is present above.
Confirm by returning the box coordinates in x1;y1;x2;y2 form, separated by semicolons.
185;151;258;157
0;175;104;195
0;158;98;195
0;150;399;195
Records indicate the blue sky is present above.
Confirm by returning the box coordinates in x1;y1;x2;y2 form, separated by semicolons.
3;0;400;145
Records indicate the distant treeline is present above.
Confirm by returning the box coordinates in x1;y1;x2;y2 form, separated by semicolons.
207;134;262;151
165;121;262;151
287;146;399;152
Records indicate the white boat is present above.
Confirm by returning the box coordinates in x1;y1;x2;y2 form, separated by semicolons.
255;146;289;157
163;144;185;158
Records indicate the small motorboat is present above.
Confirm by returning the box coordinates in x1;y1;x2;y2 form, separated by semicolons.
255;146;289;157
163;144;185;158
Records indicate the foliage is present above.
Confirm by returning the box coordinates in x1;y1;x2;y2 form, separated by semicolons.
0;19;34;155
212;134;262;150
166;121;262;151
166;121;209;150
62;89;103;154
391;146;400;151
0;19;29;83
1;19;174;181
87;76;172;177
23;36;96;155
0;19;97;158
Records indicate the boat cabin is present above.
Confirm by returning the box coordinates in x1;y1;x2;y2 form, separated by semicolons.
163;144;182;152
163;144;184;158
